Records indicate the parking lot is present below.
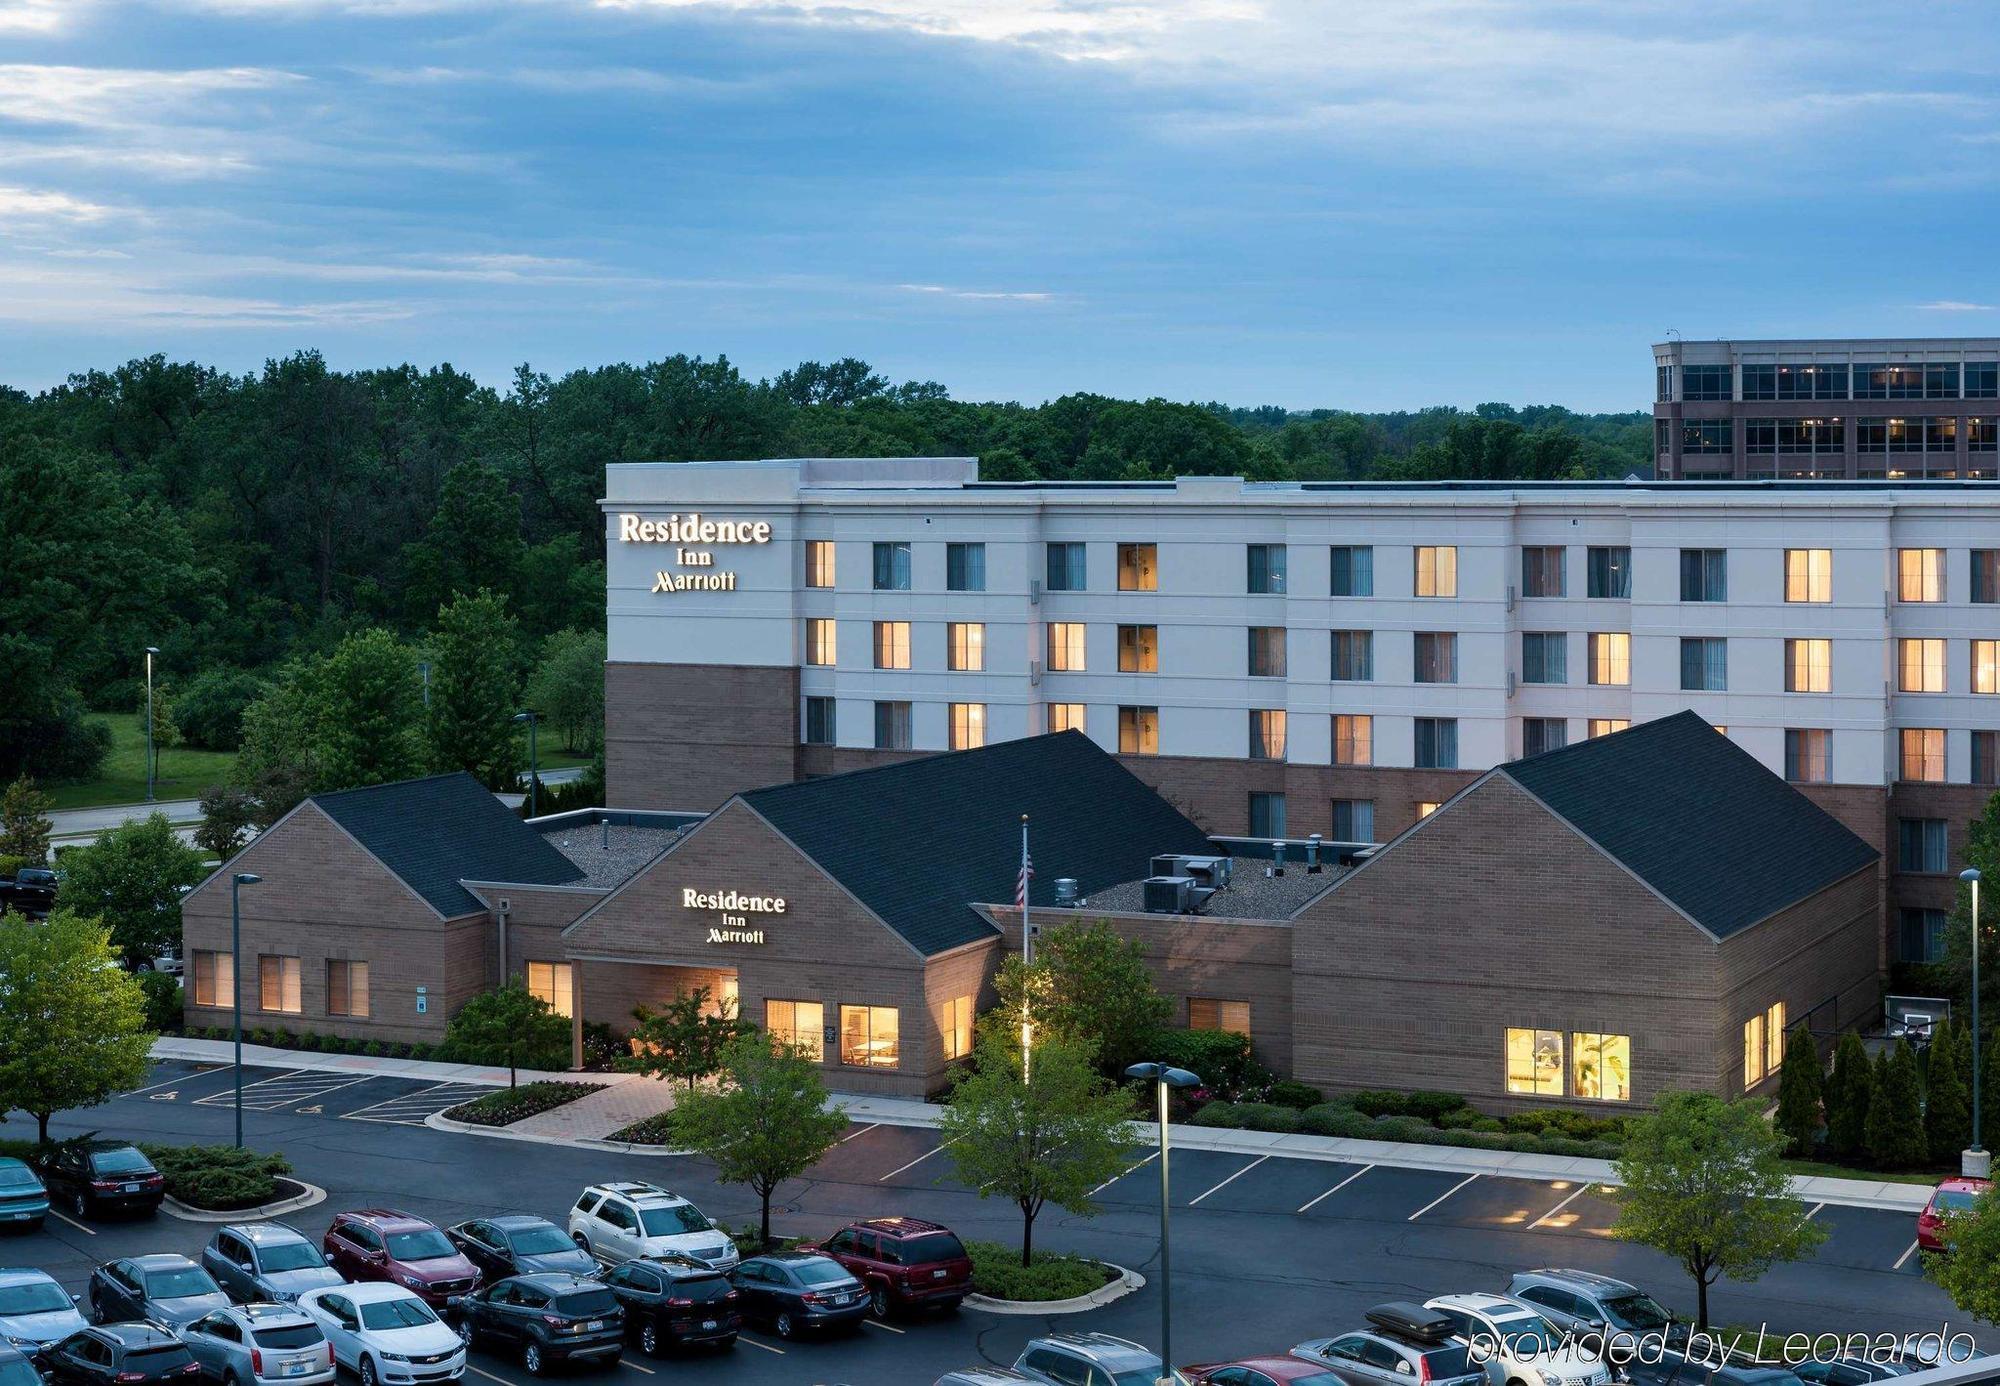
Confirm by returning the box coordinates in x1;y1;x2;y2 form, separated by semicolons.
2;1058;1975;1385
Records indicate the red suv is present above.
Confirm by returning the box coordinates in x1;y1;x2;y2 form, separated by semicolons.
802;1217;972;1319
1917;1177;1992;1252
321;1209;482;1308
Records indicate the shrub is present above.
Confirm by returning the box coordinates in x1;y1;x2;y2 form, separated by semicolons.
174;667;266;750
964;1240;1112;1302
580;1021;624;1069
1231;1103;1301;1133
1470;1116;1505;1133
1298;1105;1375;1139
1265;1080;1324;1110
1438;1128;1513;1150
0;854;26;878
1146;1028;1258;1095
608;1113;676;1145
1369;1115;1436;1143
1351;1090;1408;1118
444;1081;604;1127
1191;1101;1250;1129
137;972;183;1033
140;1144;292;1211
1405;1091;1471;1122
1438;1107;1483;1130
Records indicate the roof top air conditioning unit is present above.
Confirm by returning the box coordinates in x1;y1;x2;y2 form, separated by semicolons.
1152;853;1191;879
1143;876;1198;914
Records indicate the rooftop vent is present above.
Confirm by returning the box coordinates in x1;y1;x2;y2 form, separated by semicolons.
1053;877;1080;907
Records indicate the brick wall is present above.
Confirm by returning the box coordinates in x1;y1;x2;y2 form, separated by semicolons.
605;661;799;810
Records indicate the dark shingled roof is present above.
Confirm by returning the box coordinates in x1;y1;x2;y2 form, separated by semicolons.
1500;711;1878;938
738;731;1215;956
312;772;585;917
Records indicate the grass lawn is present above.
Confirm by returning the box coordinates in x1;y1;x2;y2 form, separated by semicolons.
1779;1157;1945;1187
48;713;236;812
529;746;592;773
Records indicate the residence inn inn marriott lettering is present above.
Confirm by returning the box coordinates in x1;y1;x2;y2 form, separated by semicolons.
683;885;787;945
618;510;773;594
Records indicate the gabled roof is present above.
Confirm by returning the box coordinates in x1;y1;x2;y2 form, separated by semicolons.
738;731;1214;956
311;772;585;918
1500;711;1878;938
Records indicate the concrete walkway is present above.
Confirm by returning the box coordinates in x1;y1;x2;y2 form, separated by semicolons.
509;1078;678;1141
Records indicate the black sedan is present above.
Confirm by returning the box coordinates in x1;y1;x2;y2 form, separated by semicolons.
451;1275;621;1376
448;1217;598;1281
602;1256;739;1354
38;1143;163;1219
726;1254;867;1341
43;1325;203;1386
88;1256;230;1329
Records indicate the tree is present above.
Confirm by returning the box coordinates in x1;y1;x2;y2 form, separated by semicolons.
1926;1020;1973;1166
1926;1185;2000;1320
232;658;322;824
439;983;569;1087
1984;1027;2000;1154
174;667;265;751
1825;1030;1870;1161
938;1028;1133;1266
58;813;208;962
427;590;523;790
194;784;258;862
0;775;53;864
525;629;606;755
1866;1041;1928;1170
313;628;428;791
400;461;526;625
1613;1090;1826;1330
625;986;753;1090
1773;1026;1823;1157
0;910;154;1143
991;918;1172;1077
664;1031;846;1250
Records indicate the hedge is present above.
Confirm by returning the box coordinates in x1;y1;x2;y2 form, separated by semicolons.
964;1240;1114;1302
139;1144;294;1211
443;1082;604;1127
190;1025;438;1062
1194;1100;1624;1160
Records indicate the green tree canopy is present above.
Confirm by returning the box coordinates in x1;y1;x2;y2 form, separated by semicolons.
1926;1020;1973;1166
1825;1030;1870;1161
315;628;429;791
57;812;208;962
0;909;155;1143
1774;1025;1823;1158
625;986;753;1090
439;982;570;1087
525;629;606;755
992;918;1173;1077
1866;1041;1928;1170
1927;1183;2000;1321
0;776;54;864
427;590;523;790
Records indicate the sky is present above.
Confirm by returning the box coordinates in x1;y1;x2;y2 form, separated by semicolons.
1;0;1998;412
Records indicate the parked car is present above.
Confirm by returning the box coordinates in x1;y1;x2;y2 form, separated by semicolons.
0;1343;37;1386
0;1159;49;1231
89;1255;230;1329
934;1371;1040;1386
1793;1358;1919;1386
1424;1293;1613;1386
180;1302;335;1386
321;1212;479;1310
203;1225;345;1304
1294;1303;1490;1386
43;1324;202;1386
1917;1177;1992;1253
0;868;57;918
803;1216;972;1318
1504;1270;1676;1342
296;1284;463;1386
1187;1358;1349;1385
144;946;185;977
726;1253;866;1340
565;1183;737;1270
0;1268;88;1359
38;1142;164;1219
448;1217;596;1281
600;1254;738;1354
1624;1351;1801;1386
1014;1331;1188;1385
451;1274;622;1376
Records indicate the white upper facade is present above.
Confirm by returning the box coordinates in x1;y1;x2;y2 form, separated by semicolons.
603;459;2000;787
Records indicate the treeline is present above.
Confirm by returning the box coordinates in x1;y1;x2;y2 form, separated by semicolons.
0;350;1648;788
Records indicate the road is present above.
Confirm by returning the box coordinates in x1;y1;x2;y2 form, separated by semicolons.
5;1057;1978;1386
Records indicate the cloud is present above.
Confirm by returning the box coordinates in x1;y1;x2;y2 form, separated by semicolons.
0;64;301;131
1917;300;1996;312
899;282;1054;302
0;0;72;33
0;186;117;222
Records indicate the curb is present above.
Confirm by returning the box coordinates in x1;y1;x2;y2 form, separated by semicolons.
424;1110;692;1157
162;1179;327;1224
964;1263;1143;1317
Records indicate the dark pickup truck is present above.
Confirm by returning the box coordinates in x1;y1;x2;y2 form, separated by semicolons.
0;867;57;917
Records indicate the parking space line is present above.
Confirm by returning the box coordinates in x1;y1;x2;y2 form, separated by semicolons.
1188;1155;1267;1207
467;1365;516;1386
341;1081;495;1125
738;1335;784;1354
122;1069;219;1098
1892;1239;1921;1271
1090;1150;1158;1196
839;1123;880;1143
619;1359;655;1374
48;1209;95;1236
1297;1164;1373;1214
863;1319;906;1335
1407;1173;1480;1221
201;1072;380;1110
878;1137;957;1182
1800;1202;1825;1225
1531;1183;1590;1229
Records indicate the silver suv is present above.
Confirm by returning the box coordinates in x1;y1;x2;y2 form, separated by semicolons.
1504;1271;1675;1340
203;1224;345;1304
1013;1332;1186;1386
567;1182;738;1270
1294;1303;1490;1386
181;1302;335;1386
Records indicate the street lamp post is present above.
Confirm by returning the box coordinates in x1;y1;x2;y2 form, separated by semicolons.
144;646;161;802
1124;1062;1199;1386
514;712;539;818
1964;867;1988;1179
229;872;262;1150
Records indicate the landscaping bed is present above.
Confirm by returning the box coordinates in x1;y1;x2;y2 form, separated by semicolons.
606;1112;674;1145
442;1081;605;1127
965;1240;1118;1303
140;1144;298;1211
1187;1088;1628;1160
186;1024;444;1062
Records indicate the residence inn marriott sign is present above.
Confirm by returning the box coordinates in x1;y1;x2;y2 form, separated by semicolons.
617;510;774;593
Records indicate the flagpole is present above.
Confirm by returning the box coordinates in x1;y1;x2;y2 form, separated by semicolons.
1020;813;1033;1083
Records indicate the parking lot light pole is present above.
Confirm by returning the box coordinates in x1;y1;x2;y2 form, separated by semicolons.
1964;867;1988;1179
230;872;262;1149
144;646;160;802
514;711;539;818
1125;1062;1199;1386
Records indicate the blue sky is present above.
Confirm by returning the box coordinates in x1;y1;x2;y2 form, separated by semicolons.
2;0;1997;411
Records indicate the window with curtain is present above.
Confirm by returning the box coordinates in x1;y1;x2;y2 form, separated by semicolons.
948;702;986;751
1247;627;1287;678
946;622;985;672
1414;632;1457;684
1587;632;1630;686
1332;799;1374;841
1679;637;1727;691
1248;792;1286;838
259;955;301;1014
1331;630;1373;681
1333;714;1372;766
1414;717;1457;769
1046;703;1085;734
1330;546;1374;596
804;697;835;746
806;540;835;589
1898;548;1945;602
1784;548;1832;603
1117;542;1158;591
1246;544;1287;594
871;541;911;591
945;542;985;592
872;621;910;670
1586;546;1631;598
1521;546;1564;598
873;701;912;751
937;995;973;1061
1785;638;1831;693
1900;728;1945;782
1117;625;1158;672
1679;548;1728;602
1974;550;2000;604
192;950;234;1008
1047;622;1086;672
804;618;836;666
1523;719;1567;757
1118;706;1158;754
1898;638;1946;693
1414;546;1457;597
1974;640;1999;695
1188;998;1251;1035
1588;718;1629;738
1248;710;1286;761
1521;632;1566;684
1046;543;1086;591
328;959;370;1018
1898;818;1948;873
1783;728;1830;783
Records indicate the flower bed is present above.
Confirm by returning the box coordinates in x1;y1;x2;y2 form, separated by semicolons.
965;1240;1117;1303
442;1082;605;1127
607;1112;675;1145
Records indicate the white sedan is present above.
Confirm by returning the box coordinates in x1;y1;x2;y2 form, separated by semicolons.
296;1285;464;1386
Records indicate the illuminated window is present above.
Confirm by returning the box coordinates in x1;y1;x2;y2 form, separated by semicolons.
872;541;911;591
259;955;301;1014
1117;542;1158;591
872;621;910;670
1975;640;1999;695
525;961;571;1018
767;999;824;1061
1785;638;1831;693
326;959;370;1018
1189;998;1251;1035
1766;1002;1786;1074
1333;714;1372;766
1249;710;1286;761
1047;623;1086;672
1118;706;1158;755
1414;546;1458;598
1784;729;1830;783
1046;703;1085;734
1414;632;1457;684
1898;548;1945;602
1784;549;1831;603
839;1004;900;1068
1587;632;1630;686
1743;1004;1784;1088
1117;625;1158;673
947;622;985;672
948;702;986;750
937;995;973;1061
1521;546;1564;598
1572;1033;1630;1102
191;950;234;1008
805;618;836;666
806;540;835;589
1331;630;1373;681
1588;719;1629;739
1246;544;1287;594
1248;627;1287;678
1900;728;1945;783
1417;801;1441;818
1898;638;1946;693
1505;1028;1564;1096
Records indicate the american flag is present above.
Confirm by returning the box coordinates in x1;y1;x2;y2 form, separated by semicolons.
1016;843;1034;908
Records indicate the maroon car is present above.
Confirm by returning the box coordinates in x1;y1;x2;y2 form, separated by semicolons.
800;1217;972;1319
321;1209;481;1309
1186;1358;1349;1386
